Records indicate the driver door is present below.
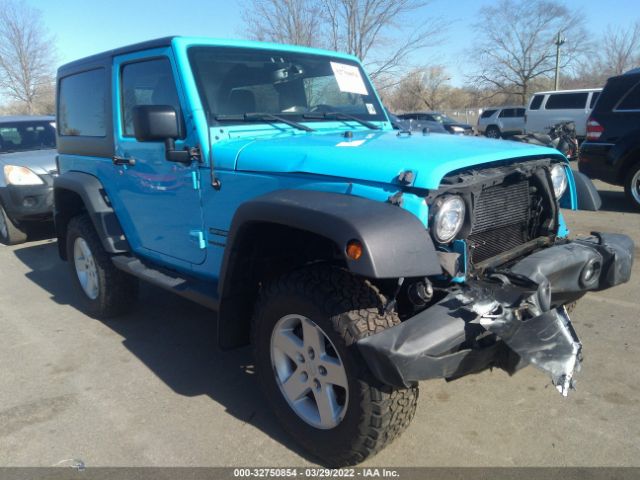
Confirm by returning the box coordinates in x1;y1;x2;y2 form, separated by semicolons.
112;49;205;265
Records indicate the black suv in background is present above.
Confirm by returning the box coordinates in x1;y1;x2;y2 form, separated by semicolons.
579;68;640;209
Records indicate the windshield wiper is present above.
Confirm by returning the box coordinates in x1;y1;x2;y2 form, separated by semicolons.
303;112;380;130
214;113;314;132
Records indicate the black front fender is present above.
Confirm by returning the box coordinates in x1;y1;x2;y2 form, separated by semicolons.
216;189;441;349
221;189;441;283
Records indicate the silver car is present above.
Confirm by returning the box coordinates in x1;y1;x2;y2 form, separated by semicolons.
477;106;526;138
0;116;57;245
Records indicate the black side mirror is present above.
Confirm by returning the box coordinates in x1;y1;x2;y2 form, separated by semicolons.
132;105;191;163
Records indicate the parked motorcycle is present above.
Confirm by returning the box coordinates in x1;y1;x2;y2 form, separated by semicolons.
512;121;578;160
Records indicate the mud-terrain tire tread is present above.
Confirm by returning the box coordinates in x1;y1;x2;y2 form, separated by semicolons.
66;214;138;318
252;265;418;466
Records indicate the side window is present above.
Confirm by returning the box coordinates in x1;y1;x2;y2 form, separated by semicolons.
616;81;640;111
58;69;106;137
121;58;182;137
529;95;544;110
499;109;513;118
545;92;589;110
515;108;525;117
589;91;601;109
480;109;497;119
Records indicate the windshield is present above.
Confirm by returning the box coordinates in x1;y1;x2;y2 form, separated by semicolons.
430;113;456;124
188;47;386;125
0;121;56;153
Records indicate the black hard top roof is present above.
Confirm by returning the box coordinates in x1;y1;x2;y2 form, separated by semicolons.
57;36;176;77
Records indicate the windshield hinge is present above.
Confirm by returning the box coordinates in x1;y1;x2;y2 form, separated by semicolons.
189;146;202;162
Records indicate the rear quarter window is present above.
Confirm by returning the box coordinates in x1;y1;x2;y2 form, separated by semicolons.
545;92;589;110
58;69;106;137
616;81;640;111
589;91;601;109
480;109;497;118
529;95;544;110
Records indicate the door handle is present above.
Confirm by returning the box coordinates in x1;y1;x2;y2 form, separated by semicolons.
112;155;136;166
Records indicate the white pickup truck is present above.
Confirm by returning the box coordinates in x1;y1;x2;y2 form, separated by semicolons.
525;88;602;138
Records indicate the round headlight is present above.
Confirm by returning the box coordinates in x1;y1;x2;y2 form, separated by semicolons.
550;164;568;198
432;195;466;243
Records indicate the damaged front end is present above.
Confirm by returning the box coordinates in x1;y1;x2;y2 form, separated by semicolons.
357;232;634;396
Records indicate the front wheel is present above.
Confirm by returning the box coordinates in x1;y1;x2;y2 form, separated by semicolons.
485;126;501;139
66;214;139;318
624;162;640;211
252;266;418;466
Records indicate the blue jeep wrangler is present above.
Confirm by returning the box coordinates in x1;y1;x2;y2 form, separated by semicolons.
53;37;634;466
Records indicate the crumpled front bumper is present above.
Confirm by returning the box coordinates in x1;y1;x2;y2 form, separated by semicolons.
357;232;634;395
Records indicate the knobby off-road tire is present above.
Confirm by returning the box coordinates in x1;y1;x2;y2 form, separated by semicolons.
623;161;640;211
252;265;418;466
66;214;138;318
0;204;27;245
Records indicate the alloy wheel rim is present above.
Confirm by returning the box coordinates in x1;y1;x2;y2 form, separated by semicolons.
632;169;640;205
73;237;99;300
0;209;8;239
270;314;349;429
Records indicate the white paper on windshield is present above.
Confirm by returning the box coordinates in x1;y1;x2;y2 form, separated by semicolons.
365;103;377;115
331;62;368;95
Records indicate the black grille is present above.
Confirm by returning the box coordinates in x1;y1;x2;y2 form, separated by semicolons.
468;180;533;263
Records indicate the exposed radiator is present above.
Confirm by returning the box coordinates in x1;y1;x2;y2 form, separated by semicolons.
468;180;534;263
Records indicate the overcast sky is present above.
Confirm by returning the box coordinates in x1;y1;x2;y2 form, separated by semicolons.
31;0;639;86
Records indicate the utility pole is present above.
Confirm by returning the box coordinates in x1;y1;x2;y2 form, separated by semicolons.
554;32;566;91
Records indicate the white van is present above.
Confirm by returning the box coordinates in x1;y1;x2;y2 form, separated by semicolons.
525;88;602;138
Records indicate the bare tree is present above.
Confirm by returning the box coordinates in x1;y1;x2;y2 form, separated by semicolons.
242;0;324;47
387;66;450;111
468;0;588;105
601;22;640;76
322;0;442;80
242;0;443;82
0;0;55;114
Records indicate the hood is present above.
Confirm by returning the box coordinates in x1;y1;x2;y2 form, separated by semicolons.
0;149;57;175
227;130;562;190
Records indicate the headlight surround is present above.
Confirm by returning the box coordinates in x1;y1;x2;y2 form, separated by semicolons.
550;164;568;198
432;195;466;243
3;165;44;186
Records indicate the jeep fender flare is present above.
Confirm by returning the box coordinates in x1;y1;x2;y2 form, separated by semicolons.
53;172;129;259
217;189;442;348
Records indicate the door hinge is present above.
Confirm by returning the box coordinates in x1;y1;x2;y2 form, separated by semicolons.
189;230;206;249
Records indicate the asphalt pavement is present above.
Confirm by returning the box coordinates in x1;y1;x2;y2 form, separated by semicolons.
0;180;638;467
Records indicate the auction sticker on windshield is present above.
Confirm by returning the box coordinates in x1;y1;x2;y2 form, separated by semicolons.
330;62;368;95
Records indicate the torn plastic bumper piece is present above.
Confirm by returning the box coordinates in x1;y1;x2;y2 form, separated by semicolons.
357;232;634;393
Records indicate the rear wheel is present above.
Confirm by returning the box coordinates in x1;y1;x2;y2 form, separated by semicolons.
66;214;138;318
252;265;418;466
0;204;27;245
624;162;640;210
485;125;501;139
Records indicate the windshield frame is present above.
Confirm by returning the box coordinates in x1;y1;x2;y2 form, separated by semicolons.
186;46;388;127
